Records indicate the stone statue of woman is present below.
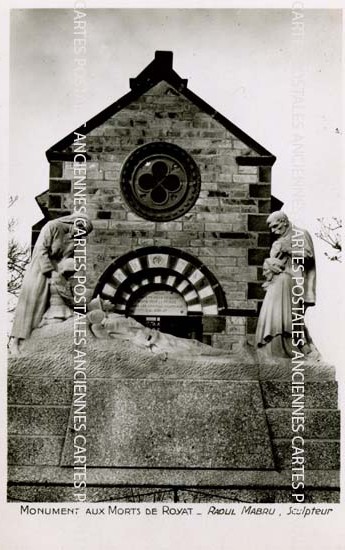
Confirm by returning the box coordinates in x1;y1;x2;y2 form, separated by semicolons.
255;256;293;357
10;212;93;355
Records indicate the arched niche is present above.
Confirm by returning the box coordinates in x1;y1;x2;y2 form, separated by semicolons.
93;246;227;317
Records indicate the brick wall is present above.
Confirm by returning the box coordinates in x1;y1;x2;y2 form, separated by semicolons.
45;80;272;349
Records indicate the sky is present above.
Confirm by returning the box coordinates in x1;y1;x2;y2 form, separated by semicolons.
8;8;343;365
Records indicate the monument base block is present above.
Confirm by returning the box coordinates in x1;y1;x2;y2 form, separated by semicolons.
8;321;340;503
60;379;275;469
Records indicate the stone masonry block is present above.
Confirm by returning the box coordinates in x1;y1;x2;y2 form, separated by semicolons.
258;200;272;213
240;205;259;214
226;292;247;303
248;282;265;300
8;436;64;466
258;234;272;247
104;171;118;180
60;379;275;469
249;184;271;198
213;267;238;278
108;220;155;231
99;161;118;171
156;222;183;232
49;161;63;178
248;215;269;232
197;213;220;222
233;140;250;151
259;166;271;182
233;175;259;184
63;162;76;179
48;195;62;209
237;257;249;267
183;222;205;232
199;247;247;258
248;249;269;266
266;409;340;439
204;223;240;232
8;407;70;436
8;378;73;406
247;317;258;334
226;317;246;326
87;161;101;172
127;212;145;222
49;180;71;193
238;166;258;175
218;213;243;223
97;211;112;219
202;316;226;333
233;270;258;283
49;210;71;219
261;382;339;409
215;257;237;266
217;174;233;183
273;440;340;470
92;219;110;229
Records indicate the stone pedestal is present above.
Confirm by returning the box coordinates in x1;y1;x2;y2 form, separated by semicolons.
7;321;340;503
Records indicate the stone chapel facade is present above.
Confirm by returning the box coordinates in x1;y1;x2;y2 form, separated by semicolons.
34;51;282;349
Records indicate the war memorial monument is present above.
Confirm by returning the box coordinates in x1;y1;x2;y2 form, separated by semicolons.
8;52;340;503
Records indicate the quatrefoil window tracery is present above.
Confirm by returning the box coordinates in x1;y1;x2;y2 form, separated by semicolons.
136;158;184;206
120;142;201;222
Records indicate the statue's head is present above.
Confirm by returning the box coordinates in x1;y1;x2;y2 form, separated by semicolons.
73;215;93;236
266;211;290;236
59;213;93;236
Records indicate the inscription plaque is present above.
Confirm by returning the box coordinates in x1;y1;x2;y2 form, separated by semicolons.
130;290;187;316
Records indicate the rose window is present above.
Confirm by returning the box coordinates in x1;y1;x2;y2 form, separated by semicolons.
120;142;201;221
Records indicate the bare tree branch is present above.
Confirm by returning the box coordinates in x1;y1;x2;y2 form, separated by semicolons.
8;198;30;307
315;218;342;262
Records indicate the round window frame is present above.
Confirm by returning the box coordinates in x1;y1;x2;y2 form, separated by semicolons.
120;142;201;222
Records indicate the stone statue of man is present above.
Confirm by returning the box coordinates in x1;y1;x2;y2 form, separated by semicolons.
255;210;317;359
10;213;93;355
266;210;316;307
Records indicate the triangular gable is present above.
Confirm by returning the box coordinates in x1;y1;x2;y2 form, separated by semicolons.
46;51;276;164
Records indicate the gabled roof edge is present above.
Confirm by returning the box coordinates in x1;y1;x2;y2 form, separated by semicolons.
46;86;146;160
46;52;276;162
182;86;275;159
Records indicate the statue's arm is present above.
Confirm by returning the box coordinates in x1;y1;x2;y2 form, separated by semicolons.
270;240;283;258
36;222;60;275
303;230;315;259
291;229;314;260
52;274;75;308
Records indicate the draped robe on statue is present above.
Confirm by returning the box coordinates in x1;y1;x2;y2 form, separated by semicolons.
255;225;316;358
11;213;92;340
269;225;316;305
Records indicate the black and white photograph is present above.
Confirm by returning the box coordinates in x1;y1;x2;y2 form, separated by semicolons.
1;2;344;549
